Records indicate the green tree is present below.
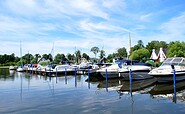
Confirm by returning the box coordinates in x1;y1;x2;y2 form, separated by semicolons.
82;53;90;60
130;48;150;62
132;40;145;52
54;54;61;64
66;53;73;61
138;40;144;48
146;40;168;54
48;53;53;62
75;50;81;64
42;54;49;60
99;49;105;59
116;47;127;59
90;46;100;59
167;41;185;57
106;53;117;63
22;54;33;64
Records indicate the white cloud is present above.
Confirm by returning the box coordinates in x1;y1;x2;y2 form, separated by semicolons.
140;13;153;22
0;0;185;58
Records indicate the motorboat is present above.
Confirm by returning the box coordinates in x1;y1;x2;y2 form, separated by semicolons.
119;62;152;80
46;64;76;76
17;66;24;72
9;66;17;70
96;63;120;78
148;57;185;82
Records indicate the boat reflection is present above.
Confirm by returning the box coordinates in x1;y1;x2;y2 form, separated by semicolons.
149;80;185;103
97;78;156;94
97;79;122;91
119;78;156;93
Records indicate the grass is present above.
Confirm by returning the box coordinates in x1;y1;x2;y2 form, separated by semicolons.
0;66;9;69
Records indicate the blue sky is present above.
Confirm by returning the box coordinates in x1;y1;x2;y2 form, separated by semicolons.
0;0;185;57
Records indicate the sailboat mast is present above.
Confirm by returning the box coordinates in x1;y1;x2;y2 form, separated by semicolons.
20;41;23;68
129;33;132;64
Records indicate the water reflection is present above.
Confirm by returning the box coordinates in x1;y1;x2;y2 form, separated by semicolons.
96;77;185;103
149;80;185;103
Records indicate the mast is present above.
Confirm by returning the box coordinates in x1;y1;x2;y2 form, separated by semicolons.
20;41;23;68
129;33;132;64
129;32;131;57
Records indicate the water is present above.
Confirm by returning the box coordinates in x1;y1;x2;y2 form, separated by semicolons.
0;68;185;114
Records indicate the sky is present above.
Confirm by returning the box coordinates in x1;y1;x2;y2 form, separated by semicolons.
0;0;185;57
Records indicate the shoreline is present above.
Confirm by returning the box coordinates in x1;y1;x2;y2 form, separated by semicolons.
0;66;9;69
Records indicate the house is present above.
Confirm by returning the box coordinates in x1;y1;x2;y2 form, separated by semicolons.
150;48;166;62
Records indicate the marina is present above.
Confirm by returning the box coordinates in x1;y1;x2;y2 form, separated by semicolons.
1;68;185;114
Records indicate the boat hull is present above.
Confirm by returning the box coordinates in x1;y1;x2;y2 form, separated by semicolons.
153;75;185;83
100;72;119;78
120;71;153;80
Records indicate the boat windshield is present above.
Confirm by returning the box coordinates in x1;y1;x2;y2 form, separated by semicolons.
162;58;185;66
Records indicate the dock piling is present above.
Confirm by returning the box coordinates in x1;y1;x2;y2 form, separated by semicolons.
129;69;132;96
106;69;108;92
56;68;58;83
65;68;67;76
173;66;176;103
75;68;77;87
88;66;90;89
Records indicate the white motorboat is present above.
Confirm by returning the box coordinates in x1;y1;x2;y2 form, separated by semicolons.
17;66;24;72
96;63;120;78
9;66;17;70
148;57;185;82
46;64;76;76
119;62;153;80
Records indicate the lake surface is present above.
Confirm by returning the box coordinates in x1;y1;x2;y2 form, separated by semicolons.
0;68;185;114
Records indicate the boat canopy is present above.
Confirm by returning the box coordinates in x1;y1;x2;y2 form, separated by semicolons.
115;60;139;65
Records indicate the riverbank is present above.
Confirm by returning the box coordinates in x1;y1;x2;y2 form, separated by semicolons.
0;66;9;69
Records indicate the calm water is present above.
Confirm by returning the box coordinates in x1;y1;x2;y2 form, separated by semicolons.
0;68;185;114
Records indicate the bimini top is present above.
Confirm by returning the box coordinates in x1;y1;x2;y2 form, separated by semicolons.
115;59;139;65
161;57;185;66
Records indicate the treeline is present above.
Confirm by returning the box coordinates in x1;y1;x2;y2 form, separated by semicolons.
0;40;184;66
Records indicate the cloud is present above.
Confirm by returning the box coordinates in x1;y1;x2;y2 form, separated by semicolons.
159;12;185;38
0;0;185;58
140;13;153;22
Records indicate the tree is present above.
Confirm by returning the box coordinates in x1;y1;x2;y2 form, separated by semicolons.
106;53;117;63
48;53;53;62
132;45;142;52
137;40;144;48
116;47;127;59
22;54;33;64
99;49;105;59
132;40;145;52
42;54;49;60
34;54;41;63
90;46;100;59
130;48;150;62
75;50;81;64
146;40;168;54
167;41;185;57
66;53;73;61
54;54;61;64
82;53;90;60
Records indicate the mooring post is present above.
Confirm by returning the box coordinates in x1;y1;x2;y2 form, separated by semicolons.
45;68;46;76
172;65;176;103
129;69;132;96
106;69;108;92
56;68;58;83
65;68;67;76
75;68;77;87
75;68;77;77
88;66;90;89
32;65;33;75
